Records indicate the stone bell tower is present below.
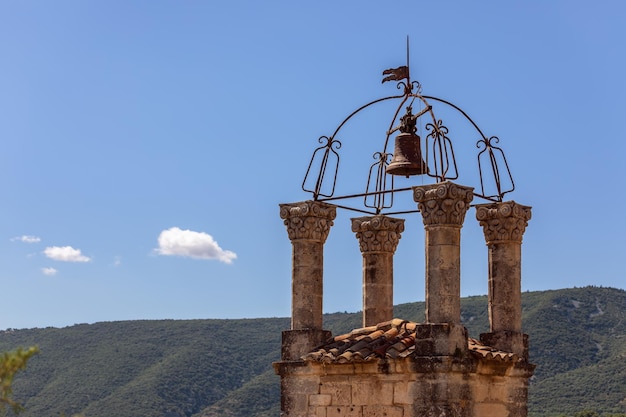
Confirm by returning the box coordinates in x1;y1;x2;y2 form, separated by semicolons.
274;58;534;417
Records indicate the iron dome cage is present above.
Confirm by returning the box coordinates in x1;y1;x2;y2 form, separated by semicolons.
301;53;515;216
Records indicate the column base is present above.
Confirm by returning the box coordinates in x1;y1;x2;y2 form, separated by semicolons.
413;323;468;357
480;331;529;361
281;329;332;361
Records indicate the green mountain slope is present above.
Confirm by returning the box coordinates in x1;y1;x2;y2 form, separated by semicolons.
522;287;626;416
0;286;624;417
0;319;288;417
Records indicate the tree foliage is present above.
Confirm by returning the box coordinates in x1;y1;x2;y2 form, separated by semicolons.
0;347;38;414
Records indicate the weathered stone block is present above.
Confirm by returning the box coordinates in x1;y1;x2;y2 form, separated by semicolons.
363;404;404;417
413;324;468;357
413;403;470;417
413;339;435;356
310;405;327;417
352;379;393;405
326;405;363;417
309;394;332;406
392;381;414;405
320;381;352;405
473;402;508;417
281;375;321;416
470;377;490;401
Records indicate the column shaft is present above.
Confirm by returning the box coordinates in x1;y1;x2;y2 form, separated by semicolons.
362;252;394;326
425;226;462;323
352;216;404;327
476;201;531;357
290;240;324;330
488;242;522;332
280;201;336;331
475;201;531;332
413;182;474;324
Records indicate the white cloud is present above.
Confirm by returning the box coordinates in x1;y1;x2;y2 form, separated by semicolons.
41;267;58;276
11;235;41;243
43;246;91;263
155;227;237;264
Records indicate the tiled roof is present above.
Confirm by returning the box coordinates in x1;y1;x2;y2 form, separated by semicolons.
303;318;519;364
467;337;519;362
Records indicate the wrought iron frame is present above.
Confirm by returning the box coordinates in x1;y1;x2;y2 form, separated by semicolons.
301;62;515;216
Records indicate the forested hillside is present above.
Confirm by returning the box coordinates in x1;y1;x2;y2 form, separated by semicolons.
0;286;624;417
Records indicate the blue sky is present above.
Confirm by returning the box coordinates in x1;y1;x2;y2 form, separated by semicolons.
1;1;624;329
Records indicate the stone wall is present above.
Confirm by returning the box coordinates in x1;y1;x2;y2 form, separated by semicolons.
274;355;533;417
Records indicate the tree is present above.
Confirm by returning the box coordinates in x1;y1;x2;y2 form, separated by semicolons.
0;347;39;414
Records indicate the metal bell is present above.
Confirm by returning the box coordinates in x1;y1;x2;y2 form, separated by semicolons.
386;132;429;177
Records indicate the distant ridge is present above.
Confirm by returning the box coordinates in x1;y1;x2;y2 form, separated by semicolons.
0;286;624;417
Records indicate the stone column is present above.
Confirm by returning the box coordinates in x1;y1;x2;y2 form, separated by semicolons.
475;201;531;357
279;201;335;361
413;181;474;324
280;200;336;331
351;215;405;327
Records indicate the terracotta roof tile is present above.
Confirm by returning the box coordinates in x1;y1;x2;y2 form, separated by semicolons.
303;319;519;363
468;338;519;362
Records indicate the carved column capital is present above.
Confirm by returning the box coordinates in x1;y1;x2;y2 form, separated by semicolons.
351;215;405;253
279;200;336;242
475;201;532;243
413;181;474;226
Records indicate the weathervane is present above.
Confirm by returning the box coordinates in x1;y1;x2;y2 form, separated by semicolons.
302;39;515;215
381;36;414;94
